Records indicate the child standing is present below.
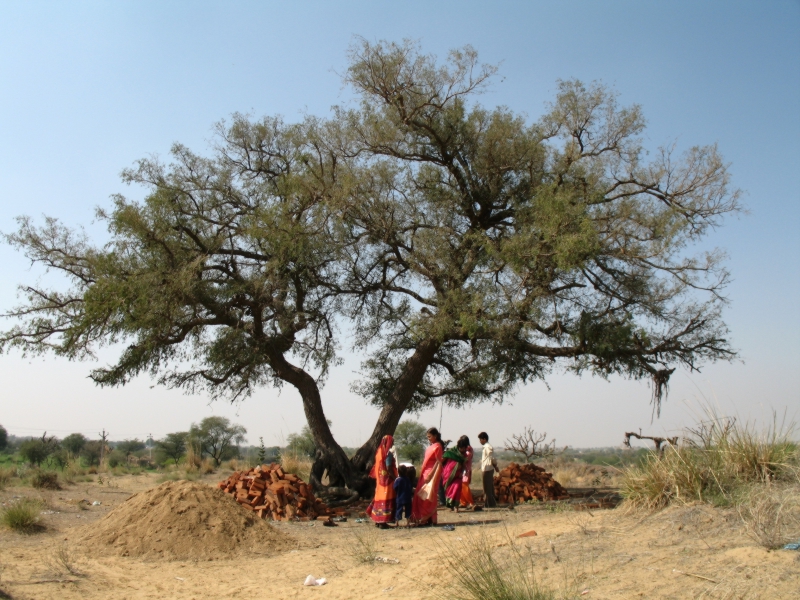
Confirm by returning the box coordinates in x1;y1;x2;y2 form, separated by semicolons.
393;465;413;526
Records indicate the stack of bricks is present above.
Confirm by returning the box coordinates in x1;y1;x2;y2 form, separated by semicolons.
494;462;569;504
217;464;332;521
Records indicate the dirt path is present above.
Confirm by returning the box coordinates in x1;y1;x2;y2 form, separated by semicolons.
1;474;797;599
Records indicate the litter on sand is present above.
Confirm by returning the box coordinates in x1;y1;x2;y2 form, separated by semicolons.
374;556;400;564
441;524;455;531
303;575;328;586
784;540;800;551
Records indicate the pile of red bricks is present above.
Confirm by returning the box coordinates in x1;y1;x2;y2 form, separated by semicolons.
494;462;569;504
218;464;333;521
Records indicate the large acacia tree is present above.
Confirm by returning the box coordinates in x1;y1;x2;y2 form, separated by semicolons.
0;40;740;497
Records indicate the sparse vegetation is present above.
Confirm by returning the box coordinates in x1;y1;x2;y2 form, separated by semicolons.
439;526;557;600
737;483;800;549
622;409;798;510
45;543;84;578
345;526;382;564
280;452;312;484
1;498;43;533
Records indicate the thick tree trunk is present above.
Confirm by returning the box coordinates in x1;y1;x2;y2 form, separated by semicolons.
268;352;367;493
268;338;440;499
350;338;441;471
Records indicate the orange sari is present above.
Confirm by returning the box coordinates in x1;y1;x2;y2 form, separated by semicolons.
411;442;443;524
366;435;397;524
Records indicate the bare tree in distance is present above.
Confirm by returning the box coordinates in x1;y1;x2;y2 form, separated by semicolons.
504;427;561;462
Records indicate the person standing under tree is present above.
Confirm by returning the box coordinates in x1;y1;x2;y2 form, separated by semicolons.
478;432;498;508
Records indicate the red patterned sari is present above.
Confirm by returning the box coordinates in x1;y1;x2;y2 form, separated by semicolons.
366;435;398;524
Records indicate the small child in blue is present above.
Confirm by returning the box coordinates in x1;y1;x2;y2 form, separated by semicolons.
393;465;413;526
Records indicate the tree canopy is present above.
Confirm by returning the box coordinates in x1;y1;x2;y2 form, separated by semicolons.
188;416;246;466
0;39;740;495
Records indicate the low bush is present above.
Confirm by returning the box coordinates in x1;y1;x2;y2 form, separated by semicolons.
1;498;43;533
31;470;61;490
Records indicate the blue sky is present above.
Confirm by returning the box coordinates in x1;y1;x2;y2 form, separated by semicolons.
1;1;798;448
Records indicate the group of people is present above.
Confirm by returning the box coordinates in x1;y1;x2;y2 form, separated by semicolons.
365;427;499;528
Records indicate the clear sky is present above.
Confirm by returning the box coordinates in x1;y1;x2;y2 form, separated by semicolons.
1;1;798;449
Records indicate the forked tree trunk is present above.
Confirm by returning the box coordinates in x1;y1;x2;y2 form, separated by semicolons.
271;339;441;499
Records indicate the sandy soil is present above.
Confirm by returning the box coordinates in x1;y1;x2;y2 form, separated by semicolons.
1;473;797;599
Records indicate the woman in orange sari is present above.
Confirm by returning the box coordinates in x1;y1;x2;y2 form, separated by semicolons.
411;427;444;525
366;434;398;528
460;438;475;508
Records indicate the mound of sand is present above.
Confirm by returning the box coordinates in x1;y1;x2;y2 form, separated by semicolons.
78;480;292;560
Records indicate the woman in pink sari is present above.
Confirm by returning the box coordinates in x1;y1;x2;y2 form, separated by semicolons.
411;427;443;525
442;437;468;510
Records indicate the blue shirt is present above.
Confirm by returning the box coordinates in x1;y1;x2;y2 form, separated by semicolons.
393;476;413;505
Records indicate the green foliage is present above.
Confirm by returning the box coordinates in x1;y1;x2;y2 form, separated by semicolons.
31;470;61;490
285;426;318;459
394;420;427;463
0;39;742;478
188;417;246;466
80;440;103;466
154;432;188;466
106;449;125;468
61;433;87;457
1;498;43;533
116;438;146;458
0;425;7;452
19;438;55;467
47;448;70;471
257;437;267;464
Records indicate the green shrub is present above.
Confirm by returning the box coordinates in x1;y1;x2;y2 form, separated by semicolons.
107;449;125;468
1;498;43;532
31;470;61;490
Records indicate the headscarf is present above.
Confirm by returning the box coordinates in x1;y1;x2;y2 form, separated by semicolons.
442;446;465;464
370;434;395;485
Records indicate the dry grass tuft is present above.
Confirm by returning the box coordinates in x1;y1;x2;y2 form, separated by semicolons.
622;408;798;510
345;526;382;564
31;471;61;490
737;483;800;549
438;526;557;600
280;453;313;483
1;498;44;533
45;543;85;578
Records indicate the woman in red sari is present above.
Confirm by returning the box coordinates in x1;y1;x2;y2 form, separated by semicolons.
411;427;443;525
366;434;398;528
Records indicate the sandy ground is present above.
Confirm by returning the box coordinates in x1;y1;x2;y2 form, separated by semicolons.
1;473;798;599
